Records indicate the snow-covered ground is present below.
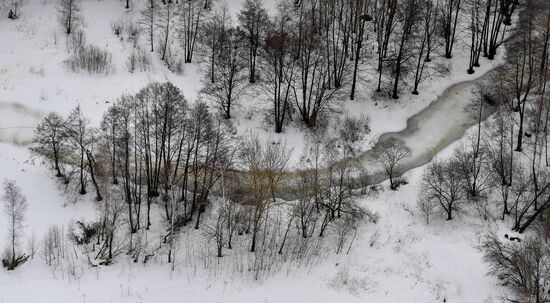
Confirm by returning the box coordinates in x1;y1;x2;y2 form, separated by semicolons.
0;139;508;303
0;0;502;165
0;0;511;301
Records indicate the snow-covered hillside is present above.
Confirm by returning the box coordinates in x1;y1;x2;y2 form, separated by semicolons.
0;0;501;164
0;140;508;303
1;0;539;301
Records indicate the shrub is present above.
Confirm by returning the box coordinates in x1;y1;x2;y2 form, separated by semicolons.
338;114;371;143
125;22;140;47
67;28;86;53
112;17;140;47
127;48;151;73
111;19;124;37
165;47;184;74
68;220;98;245
64;45;113;75
1;248;28;270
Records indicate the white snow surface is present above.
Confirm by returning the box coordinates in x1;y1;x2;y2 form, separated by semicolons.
0;140;508;303
0;0;510;302
0;0;501;165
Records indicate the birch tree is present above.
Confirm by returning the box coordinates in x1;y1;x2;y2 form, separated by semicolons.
1;179;28;270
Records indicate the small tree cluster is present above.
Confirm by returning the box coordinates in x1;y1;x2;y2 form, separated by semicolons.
482;225;550;303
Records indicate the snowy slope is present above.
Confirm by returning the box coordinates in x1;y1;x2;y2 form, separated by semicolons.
0;0;510;302
0;145;507;303
0;0;503;165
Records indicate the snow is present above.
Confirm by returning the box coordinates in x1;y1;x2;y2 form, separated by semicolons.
0;0;202;126
0;147;507;302
0;148;507;302
0;119;509;303
0;143;97;238
0;0;503;166
0;0;511;301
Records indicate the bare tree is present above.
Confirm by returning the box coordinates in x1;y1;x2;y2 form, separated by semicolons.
455;90;495;199
202;26;248;119
41;225;66;267
157;0;176;62
510;13;536;152
417;190;437;224
140;0;156;52
292;0;338;127
321;0;353;89
202;4;231;84
3;0;28;19
58;0;81;35
412;0;440;95
292;170;318;239
1;179;28;270
33;112;68;178
390;0;421;99
482;0;516;60
350;0;372;100
377;138;410;190
64;105;91;197
421;159;465;220
203;198;233;257
466;0;484;74
94;186;126;264
440;0;462;59
375;0;398;93
488;106;516;219
238;0;269;83
180;0;204;63
260;5;297;133
482;232;550;303
240;135;290;252
316;129;360;237
331;215;361;254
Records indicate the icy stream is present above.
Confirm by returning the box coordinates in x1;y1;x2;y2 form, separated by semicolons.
343;68;497;188
0;68;497;195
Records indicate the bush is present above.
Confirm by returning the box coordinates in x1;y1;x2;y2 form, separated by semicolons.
68;220;98;245
67;29;86;53
111;19;124;37
329;267;373;295
64;45;113;75
127;48;151;73
112;17;140;47
165;50;184;74
125;22;140;47
2;248;29;270
338;114;371;143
